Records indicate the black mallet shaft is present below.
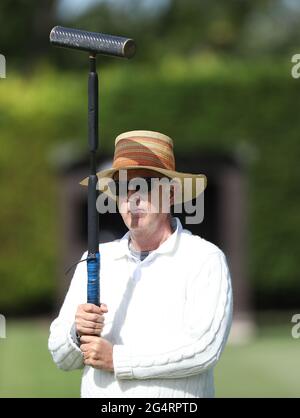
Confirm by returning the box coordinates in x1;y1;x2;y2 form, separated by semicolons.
50;26;136;306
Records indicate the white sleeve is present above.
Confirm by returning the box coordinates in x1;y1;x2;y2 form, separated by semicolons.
113;250;233;380
48;252;88;371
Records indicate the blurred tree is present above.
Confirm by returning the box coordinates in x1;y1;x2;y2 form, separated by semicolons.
63;0;275;67
0;0;58;69
1;0;300;71
64;0;300;65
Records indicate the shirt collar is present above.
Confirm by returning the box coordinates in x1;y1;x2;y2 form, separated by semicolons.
113;217;182;260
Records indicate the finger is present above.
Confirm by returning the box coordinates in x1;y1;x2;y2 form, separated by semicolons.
77;326;104;336
81;345;100;362
77;326;102;336
100;303;108;313
80;343;90;352
83;358;93;367
77;312;105;323
80;335;101;344
77;303;98;315
82;303;103;314
78;320;104;329
83;353;91;363
76;320;104;333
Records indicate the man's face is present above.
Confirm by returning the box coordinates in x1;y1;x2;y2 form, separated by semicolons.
113;169;174;232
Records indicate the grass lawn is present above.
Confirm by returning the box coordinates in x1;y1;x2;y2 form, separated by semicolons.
0;319;299;398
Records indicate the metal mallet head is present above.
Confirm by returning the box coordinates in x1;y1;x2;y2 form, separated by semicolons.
49;26;136;58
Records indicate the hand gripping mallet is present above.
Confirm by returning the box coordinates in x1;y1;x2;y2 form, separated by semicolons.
50;26;136;306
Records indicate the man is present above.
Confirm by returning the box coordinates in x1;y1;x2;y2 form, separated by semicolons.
48;130;233;398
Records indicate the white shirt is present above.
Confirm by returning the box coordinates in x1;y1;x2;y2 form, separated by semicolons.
48;217;233;398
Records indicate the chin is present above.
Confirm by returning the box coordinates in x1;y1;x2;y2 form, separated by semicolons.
129;213;148;228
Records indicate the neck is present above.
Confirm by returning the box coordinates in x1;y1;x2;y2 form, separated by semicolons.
129;216;173;252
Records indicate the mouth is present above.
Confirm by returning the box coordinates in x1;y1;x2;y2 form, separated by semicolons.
130;210;147;215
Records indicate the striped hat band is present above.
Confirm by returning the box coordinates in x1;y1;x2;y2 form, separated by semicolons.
112;131;175;171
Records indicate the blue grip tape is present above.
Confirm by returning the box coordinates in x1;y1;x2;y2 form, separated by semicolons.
87;252;100;305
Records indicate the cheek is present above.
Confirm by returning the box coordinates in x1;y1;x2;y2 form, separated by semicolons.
149;189;167;212
117;198;129;214
118;201;129;223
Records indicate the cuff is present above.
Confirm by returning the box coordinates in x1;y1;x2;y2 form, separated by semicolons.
113;345;134;379
68;323;82;353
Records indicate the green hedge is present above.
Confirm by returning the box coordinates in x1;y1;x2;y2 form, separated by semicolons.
0;55;298;313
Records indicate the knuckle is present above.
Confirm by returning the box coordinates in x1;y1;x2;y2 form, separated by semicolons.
77;322;83;330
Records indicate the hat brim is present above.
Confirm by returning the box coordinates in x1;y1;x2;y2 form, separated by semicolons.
79;165;207;205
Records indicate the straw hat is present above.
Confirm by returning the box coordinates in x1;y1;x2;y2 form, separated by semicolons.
79;130;207;204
